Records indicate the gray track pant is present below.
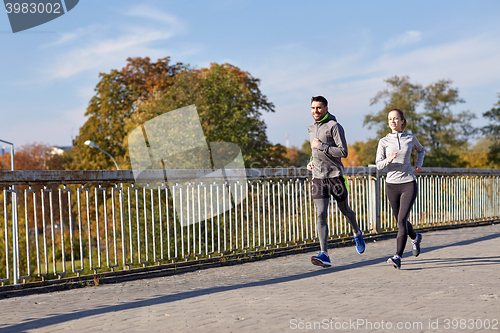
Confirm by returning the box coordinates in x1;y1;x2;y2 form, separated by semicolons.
314;198;359;253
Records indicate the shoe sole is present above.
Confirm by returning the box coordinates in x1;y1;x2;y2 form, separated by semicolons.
311;257;332;268
387;258;400;269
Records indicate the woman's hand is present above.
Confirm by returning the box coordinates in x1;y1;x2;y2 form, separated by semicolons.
307;161;313;171
414;165;422;173
389;152;397;162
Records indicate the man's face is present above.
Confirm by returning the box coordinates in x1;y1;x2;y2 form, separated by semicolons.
311;101;328;121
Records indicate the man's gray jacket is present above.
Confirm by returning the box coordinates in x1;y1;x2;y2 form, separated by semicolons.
308;113;348;179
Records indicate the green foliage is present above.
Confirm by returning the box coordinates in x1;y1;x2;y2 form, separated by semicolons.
285;140;311;167
352;139;379;166
419;80;477;166
126;63;283;168
366;75;424;138
69;57;189;170
482;94;500;163
365;76;477;167
69;58;285;170
301;140;312;158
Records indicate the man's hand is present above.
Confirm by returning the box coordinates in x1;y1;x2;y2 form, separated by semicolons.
389;152;397;162
414;165;422;173
311;138;320;149
307;161;313;171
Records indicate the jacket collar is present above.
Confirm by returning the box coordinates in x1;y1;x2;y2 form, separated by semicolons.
316;112;336;123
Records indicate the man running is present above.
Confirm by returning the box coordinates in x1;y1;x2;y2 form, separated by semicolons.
307;96;365;267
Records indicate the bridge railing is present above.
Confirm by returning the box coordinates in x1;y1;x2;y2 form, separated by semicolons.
1;167;499;285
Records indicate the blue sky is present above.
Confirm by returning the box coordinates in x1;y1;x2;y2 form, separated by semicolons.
1;0;500;151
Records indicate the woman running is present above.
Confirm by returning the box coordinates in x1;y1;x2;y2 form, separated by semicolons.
376;108;425;269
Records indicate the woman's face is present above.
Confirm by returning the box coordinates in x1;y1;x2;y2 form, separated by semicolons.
388;111;404;132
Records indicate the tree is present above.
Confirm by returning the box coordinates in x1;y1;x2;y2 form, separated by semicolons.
352;139;379;166
482;93;500;163
0;143;68;170
456;137;500;169
300;140;312;159
365;75;424;138
284;140;311;167
365;76;477;167
127;63;284;168
343;144;361;167
69;57;188;170
420;80;476;166
285;148;300;167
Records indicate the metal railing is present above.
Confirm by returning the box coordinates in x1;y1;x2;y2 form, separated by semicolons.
1;167;499;285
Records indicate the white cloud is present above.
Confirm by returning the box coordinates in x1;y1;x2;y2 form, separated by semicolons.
259;33;500;106
376;34;500;88
256;32;500;146
383;31;422;50
44;24;104;47
122;5;186;31
45;29;174;80
40;7;188;81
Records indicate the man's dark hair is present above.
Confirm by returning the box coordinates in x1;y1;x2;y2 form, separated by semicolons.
311;96;328;107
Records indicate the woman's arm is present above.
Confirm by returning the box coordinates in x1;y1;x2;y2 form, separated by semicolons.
376;140;391;170
413;135;425;168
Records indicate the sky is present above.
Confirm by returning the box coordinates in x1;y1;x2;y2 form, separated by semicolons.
1;0;500;152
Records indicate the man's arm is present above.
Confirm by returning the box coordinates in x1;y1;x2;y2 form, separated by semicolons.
307;158;313;171
315;123;348;158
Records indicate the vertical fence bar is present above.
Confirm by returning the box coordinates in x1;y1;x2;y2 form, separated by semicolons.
158;184;169;260
56;186;72;277
77;187;90;274
2;189;15;285
93;186;104;271
40;187;51;277
245;182;250;250
23;187;36;280
127;185;139;266
109;186;121;270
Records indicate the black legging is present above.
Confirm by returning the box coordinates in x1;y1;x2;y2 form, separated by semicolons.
386;180;417;257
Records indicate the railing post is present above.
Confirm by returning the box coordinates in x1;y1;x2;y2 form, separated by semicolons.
369;165;381;234
12;187;19;285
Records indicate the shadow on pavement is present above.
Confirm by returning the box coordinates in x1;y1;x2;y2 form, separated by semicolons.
1;231;499;332
403;256;500;270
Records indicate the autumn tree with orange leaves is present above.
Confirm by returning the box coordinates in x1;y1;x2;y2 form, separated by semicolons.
70;57;286;170
0;143;68;170
128;62;283;167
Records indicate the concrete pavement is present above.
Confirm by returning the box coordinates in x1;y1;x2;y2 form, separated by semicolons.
0;223;499;332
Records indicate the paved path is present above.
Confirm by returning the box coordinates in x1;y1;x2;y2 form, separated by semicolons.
1;224;499;333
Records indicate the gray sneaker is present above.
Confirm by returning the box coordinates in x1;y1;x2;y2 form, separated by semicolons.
411;233;422;257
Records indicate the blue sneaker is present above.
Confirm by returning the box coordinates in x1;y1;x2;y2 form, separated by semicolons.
311;252;331;268
354;231;365;254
